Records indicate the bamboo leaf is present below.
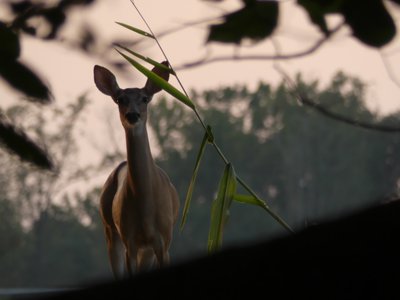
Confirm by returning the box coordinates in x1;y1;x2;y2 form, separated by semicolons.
237;177;295;234
233;193;265;207
208;163;237;253
115;22;154;39
206;125;214;143
116;44;175;75
116;50;196;110
180;125;212;230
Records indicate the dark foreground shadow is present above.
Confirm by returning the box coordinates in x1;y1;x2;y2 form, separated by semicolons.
27;200;400;299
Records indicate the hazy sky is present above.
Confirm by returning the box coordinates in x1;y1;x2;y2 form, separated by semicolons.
3;0;400;114
2;0;400;178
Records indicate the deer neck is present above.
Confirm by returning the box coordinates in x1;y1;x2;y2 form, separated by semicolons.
124;122;155;194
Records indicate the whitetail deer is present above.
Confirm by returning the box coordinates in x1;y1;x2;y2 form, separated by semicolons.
93;62;179;278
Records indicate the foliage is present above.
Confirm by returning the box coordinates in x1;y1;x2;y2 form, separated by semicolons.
180;126;212;229
1;74;400;286
0;97;111;287
116;16;400;249
0;0;96;169
1;0;400;286
151;73;400;258
1;0;398;167
206;0;400;47
0;0;120;169
0;189;109;287
0;197;24;260
0;113;53;169
1;96;92;224
0;22;50;102
208;0;278;44
208;163;237;252
116;18;293;253
22;190;108;287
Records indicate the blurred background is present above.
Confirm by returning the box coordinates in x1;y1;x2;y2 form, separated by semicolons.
1;0;400;289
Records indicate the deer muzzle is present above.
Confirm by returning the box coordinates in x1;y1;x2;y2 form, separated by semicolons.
125;112;141;124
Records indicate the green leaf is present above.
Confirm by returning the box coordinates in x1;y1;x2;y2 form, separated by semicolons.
115;44;175;75
116;50;196;110
0;117;53;170
233;193;265;207
236;177;295;234
208;163;237;253
205;125;214;143
115;22;154;39
180;125;212;230
208;1;278;44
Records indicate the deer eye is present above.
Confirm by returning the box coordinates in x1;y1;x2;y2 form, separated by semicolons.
117;95;128;105
142;96;150;104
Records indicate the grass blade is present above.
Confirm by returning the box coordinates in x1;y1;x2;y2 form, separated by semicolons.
236;177;295;234
116;44;175;75
180;125;213;230
115;22;154;39
208;163;237;253
116;50;196;110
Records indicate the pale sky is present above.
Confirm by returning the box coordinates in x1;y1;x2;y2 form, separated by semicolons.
2;0;400;186
3;0;400;114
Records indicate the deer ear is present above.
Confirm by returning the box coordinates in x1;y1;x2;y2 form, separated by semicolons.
144;61;170;96
94;65;120;100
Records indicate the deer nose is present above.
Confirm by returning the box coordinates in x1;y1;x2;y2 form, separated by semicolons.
125;112;140;124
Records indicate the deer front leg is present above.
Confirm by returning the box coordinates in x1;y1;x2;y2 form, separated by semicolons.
125;240;155;274
135;247;156;272
105;226;126;280
153;235;170;267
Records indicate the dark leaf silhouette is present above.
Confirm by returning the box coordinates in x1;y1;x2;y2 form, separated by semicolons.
8;0;95;39
207;1;278;44
206;0;397;47
297;0;340;35
0;117;53;170
0;57;51;103
41;7;66;40
298;0;396;47
0;22;20;59
342;0;395;47
59;0;96;8
79;26;96;52
10;0;34;15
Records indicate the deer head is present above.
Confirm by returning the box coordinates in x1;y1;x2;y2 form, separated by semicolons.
94;62;170;130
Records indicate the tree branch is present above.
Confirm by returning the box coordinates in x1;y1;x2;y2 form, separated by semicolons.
274;64;400;133
175;22;345;70
117;15;223;49
380;51;400;89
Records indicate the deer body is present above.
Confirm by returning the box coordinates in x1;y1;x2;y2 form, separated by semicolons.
94;63;179;277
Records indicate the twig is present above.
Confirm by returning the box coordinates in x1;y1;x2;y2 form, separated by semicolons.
175;22;345;70
274;64;400;133
129;0;295;233
380;51;400;89
148;16;223;43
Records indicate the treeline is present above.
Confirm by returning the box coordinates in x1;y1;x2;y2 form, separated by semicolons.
1;72;400;287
